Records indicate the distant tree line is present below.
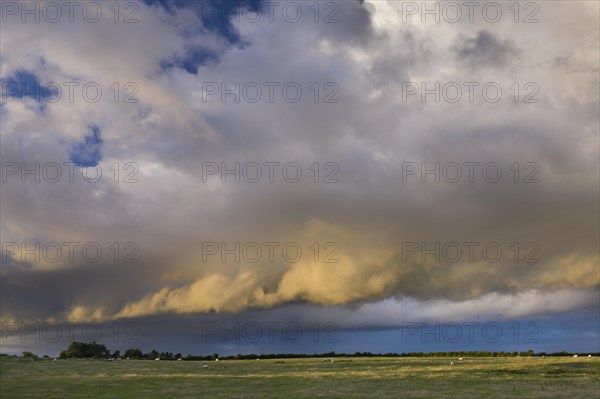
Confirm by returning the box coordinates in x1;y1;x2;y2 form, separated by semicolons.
6;343;598;360
55;342;185;360
200;350;599;360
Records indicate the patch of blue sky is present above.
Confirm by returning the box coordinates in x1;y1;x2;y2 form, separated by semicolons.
69;126;103;168
145;0;262;74
0;70;58;112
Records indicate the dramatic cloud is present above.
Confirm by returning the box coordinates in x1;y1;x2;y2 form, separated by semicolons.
454;30;520;68
0;0;598;353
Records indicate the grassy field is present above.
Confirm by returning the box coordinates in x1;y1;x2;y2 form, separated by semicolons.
1;356;599;398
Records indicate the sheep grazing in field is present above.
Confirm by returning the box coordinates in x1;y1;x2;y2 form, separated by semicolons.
573;355;578;358
215;359;219;362
155;358;161;361
588;355;592;358
203;364;208;368
458;357;464;361
177;358;182;361
450;362;454;366
53;358;57;362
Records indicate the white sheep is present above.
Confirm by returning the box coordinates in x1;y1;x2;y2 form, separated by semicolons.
458;357;464;361
203;364;208;368
450;362;454;366
155;358;161;361
573;354;578;358
588;355;592;358
215;359;219;362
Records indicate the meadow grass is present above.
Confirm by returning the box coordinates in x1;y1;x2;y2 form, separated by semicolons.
1;356;598;398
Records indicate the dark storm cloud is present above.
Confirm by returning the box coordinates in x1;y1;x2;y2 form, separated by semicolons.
454;30;520;68
317;0;375;45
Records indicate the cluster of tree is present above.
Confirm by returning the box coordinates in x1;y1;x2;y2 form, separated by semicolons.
178;353;220;361
13;344;600;360
122;348;184;360
59;342;111;359
21;351;37;359
1;353;54;360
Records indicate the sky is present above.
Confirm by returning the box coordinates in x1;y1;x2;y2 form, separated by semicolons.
0;0;599;357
